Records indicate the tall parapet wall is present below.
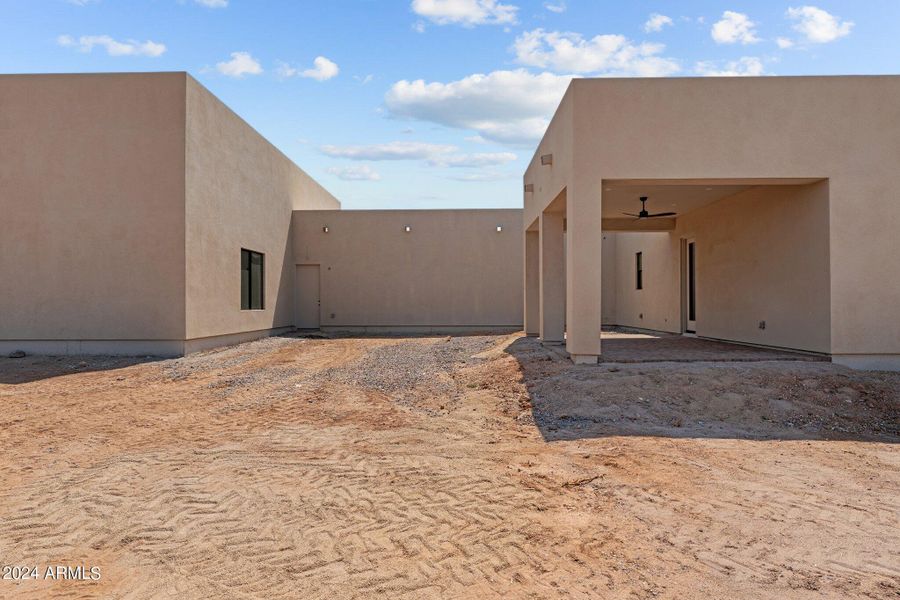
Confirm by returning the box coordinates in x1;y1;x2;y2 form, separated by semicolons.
292;209;523;332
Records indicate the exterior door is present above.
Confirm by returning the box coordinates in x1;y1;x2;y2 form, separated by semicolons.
294;265;320;329
684;240;697;333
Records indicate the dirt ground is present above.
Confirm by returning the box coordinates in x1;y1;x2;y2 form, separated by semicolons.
0;333;898;599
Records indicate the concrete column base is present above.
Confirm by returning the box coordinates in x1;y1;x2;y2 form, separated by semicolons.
571;354;599;365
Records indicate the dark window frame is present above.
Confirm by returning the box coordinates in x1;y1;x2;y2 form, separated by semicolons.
240;248;265;310
688;242;696;322
636;251;643;290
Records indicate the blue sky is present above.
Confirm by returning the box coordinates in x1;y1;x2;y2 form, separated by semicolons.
2;1;898;209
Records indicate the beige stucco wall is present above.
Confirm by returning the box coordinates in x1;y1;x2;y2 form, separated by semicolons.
604;184;831;354
676;184;830;352
523;86;574;229
525;76;900;364
184;76;340;344
600;234;617;325
292;209;523;330
604;232;679;334
0;73;187;350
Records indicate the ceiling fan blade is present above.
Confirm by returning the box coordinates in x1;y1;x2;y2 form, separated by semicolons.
647;212;677;218
622;212;641;217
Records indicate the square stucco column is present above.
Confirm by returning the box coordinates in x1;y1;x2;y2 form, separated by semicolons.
524;230;540;336
565;186;602;363
539;211;565;343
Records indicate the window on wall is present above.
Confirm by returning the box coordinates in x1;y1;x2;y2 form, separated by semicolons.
636;252;643;290
241;249;264;310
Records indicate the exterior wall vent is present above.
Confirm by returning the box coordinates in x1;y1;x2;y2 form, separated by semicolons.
540;154;553;166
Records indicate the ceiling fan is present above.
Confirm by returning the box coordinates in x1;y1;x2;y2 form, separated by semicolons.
623;196;677;219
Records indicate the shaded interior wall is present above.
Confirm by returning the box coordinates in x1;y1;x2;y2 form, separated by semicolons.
605;232;680;333
292;210;523;329
600;234;617;324
605;184;830;353
0;73;186;341
184;76;339;342
677;184;830;353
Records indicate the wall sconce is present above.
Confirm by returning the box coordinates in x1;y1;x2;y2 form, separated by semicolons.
404;225;411;233
322;225;329;233
540;154;553;166
524;183;534;193
496;225;503;232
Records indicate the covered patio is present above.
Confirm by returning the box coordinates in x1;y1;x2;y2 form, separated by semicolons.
524;177;830;363
541;328;828;363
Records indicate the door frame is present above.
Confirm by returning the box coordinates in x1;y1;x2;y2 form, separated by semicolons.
294;263;321;330
681;238;697;335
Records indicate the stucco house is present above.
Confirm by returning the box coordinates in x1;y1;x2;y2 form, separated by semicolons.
0;73;521;356
2;72;899;370
524;76;900;370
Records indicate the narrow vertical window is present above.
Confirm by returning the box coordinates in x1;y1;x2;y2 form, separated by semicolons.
636;252;643;290
240;249;264;310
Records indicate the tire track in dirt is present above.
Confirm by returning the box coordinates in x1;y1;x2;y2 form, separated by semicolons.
1;333;898;599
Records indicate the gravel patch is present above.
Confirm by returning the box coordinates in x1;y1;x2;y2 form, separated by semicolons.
320;335;497;406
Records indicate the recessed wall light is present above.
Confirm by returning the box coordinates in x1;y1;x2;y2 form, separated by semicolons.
322;226;329;233
404;225;411;233
496;225;503;232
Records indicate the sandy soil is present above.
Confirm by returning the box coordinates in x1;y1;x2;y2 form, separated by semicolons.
0;333;898;599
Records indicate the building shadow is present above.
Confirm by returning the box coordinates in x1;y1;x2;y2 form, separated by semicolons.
0;355;163;385
502;336;900;444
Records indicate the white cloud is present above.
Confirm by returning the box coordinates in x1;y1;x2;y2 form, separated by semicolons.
384;69;571;146
411;0;518;26
695;56;766;77
711;11;760;44
428;152;517;167
304;56;339;81
277;56;339;81
644;13;673;33
320;142;516;171
326;165;382;181
57;34;166;57
512;29;679;76
776;37;794;49
216;51;263;78
787;6;853;44
320;141;458;161
194;0;227;7
543;1;565;13
447;171;517;182
275;62;296;79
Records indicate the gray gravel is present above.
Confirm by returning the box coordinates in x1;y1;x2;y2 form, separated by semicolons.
320;335;497;403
